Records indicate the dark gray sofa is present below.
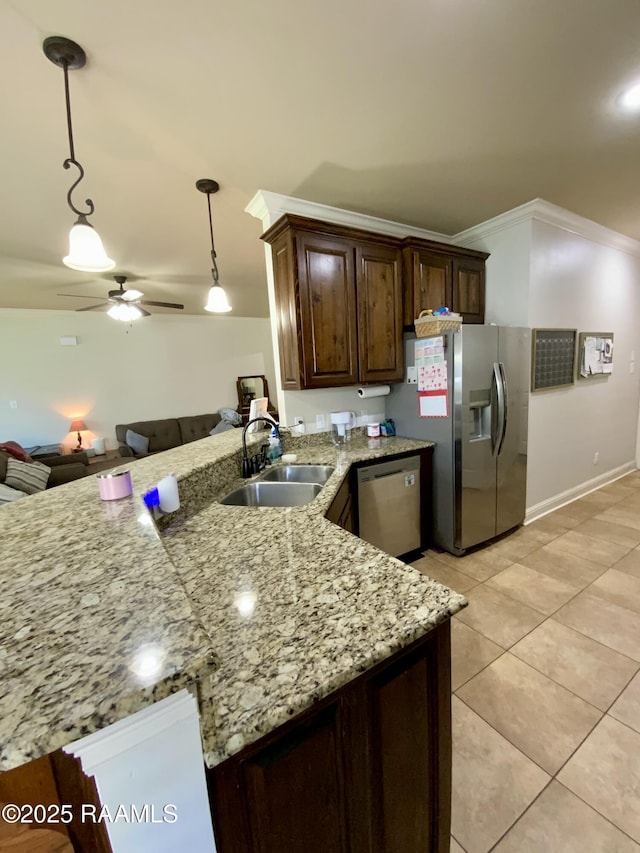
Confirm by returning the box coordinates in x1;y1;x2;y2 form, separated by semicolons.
115;413;224;458
0;450;88;489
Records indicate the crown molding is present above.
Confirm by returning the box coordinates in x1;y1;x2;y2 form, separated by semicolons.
454;198;640;257
246;190;450;241
247;192;640;258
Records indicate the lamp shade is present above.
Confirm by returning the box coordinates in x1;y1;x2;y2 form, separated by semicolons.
107;302;143;322
69;419;87;433
204;283;232;313
64;219;115;273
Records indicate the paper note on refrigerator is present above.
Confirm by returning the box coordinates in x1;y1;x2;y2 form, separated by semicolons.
419;390;448;418
418;363;448;392
414;336;445;366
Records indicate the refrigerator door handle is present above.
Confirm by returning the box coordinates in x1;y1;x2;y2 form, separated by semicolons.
492;362;507;456
496;362;508;456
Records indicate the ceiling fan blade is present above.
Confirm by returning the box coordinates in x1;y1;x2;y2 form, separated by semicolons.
139;307;152;317
76;303;108;312
57;293;104;299
139;300;185;309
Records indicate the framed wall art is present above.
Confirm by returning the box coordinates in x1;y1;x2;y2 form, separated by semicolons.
578;332;614;379
531;328;577;392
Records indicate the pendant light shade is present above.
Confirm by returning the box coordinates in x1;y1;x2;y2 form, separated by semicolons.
204;283;232;313
43;36;116;273
196;178;232;314
107;302;143;322
64;216;115;272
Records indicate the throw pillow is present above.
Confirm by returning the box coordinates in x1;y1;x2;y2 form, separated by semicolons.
0;483;27;504
217;407;242;426
125;429;150;456
210;421;234;435
5;459;51;494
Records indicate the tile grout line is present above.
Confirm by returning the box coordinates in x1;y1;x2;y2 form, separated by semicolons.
451;476;640;851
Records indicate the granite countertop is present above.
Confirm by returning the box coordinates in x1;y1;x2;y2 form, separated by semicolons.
0;429;465;773
159;431;466;766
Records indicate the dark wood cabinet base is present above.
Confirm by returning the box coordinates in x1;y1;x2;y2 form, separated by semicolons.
207;619;452;853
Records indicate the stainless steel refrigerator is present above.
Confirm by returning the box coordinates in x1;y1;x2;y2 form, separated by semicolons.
387;326;530;555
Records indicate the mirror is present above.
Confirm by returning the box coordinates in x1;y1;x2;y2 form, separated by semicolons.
237;375;269;410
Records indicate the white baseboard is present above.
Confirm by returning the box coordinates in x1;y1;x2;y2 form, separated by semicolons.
525;462;638;524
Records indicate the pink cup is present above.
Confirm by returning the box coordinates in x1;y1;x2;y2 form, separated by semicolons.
97;469;133;501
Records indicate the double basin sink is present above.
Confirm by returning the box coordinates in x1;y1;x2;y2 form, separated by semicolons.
220;465;335;507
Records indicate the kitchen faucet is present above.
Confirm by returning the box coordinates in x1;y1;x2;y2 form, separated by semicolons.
242;418;281;478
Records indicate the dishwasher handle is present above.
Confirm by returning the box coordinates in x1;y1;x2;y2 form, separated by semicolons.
367;467;405;480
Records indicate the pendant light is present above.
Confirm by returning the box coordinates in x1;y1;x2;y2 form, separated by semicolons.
43;36;115;273
196;179;232;313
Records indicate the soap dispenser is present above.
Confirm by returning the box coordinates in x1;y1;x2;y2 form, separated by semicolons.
267;424;283;462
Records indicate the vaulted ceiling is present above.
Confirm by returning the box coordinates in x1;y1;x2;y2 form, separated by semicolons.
2;0;640;318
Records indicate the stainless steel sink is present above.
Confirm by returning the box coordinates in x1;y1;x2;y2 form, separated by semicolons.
258;465;335;485
220;481;322;507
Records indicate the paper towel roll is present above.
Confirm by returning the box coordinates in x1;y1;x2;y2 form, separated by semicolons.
158;474;180;513
357;385;391;399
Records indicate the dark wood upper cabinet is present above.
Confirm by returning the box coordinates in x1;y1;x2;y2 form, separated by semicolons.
452;256;486;325
262;216;403;389
402;238;488;326
297;232;359;388
263;217;489;390
356;242;403;383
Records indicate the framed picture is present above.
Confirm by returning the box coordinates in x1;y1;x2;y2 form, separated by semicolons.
578;332;614;379
531;328;577;392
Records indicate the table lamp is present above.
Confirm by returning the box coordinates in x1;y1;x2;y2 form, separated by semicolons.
69;419;88;452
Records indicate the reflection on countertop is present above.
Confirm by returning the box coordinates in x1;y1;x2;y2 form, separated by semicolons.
0;428;464;772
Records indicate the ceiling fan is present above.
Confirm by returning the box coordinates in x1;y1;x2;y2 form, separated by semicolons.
58;274;185;320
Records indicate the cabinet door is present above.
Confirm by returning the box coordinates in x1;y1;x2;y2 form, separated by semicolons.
364;625;451;853
453;257;485;324
297;233;358;388
325;475;353;531
272;232;303;390
411;250;453;320
356;243;403;383
212;703;349;853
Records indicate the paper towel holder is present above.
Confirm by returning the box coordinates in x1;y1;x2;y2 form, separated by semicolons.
357;384;391;399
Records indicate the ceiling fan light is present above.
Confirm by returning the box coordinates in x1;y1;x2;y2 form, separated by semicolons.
121;288;143;301
618;81;640;112
107;302;143;322
204;283;232;313
64;218;115;273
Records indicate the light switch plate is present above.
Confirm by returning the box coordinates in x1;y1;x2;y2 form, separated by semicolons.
316;413;326;430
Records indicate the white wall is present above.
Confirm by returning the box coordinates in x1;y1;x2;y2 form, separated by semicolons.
0;309;275;450
459;211;640;510
460;219;533;327
526;220;640;507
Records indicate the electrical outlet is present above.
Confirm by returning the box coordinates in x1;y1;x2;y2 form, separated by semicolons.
293;416;305;434
316;413;326;430
9;400;18;409
593;451;599;465
407;366;418;384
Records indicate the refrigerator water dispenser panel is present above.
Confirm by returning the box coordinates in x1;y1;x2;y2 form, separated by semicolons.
468;390;491;441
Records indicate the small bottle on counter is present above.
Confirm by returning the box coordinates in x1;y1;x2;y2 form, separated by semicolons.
267;425;283;462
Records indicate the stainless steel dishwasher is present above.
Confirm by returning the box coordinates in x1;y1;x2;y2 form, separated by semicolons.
356;455;421;557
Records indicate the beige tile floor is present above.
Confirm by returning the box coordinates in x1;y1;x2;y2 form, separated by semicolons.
412;471;640;852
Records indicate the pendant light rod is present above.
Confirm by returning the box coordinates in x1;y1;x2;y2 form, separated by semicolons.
43;36;94;218
196;178;220;284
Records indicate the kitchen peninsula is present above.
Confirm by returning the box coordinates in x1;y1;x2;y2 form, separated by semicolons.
0;428;465;852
